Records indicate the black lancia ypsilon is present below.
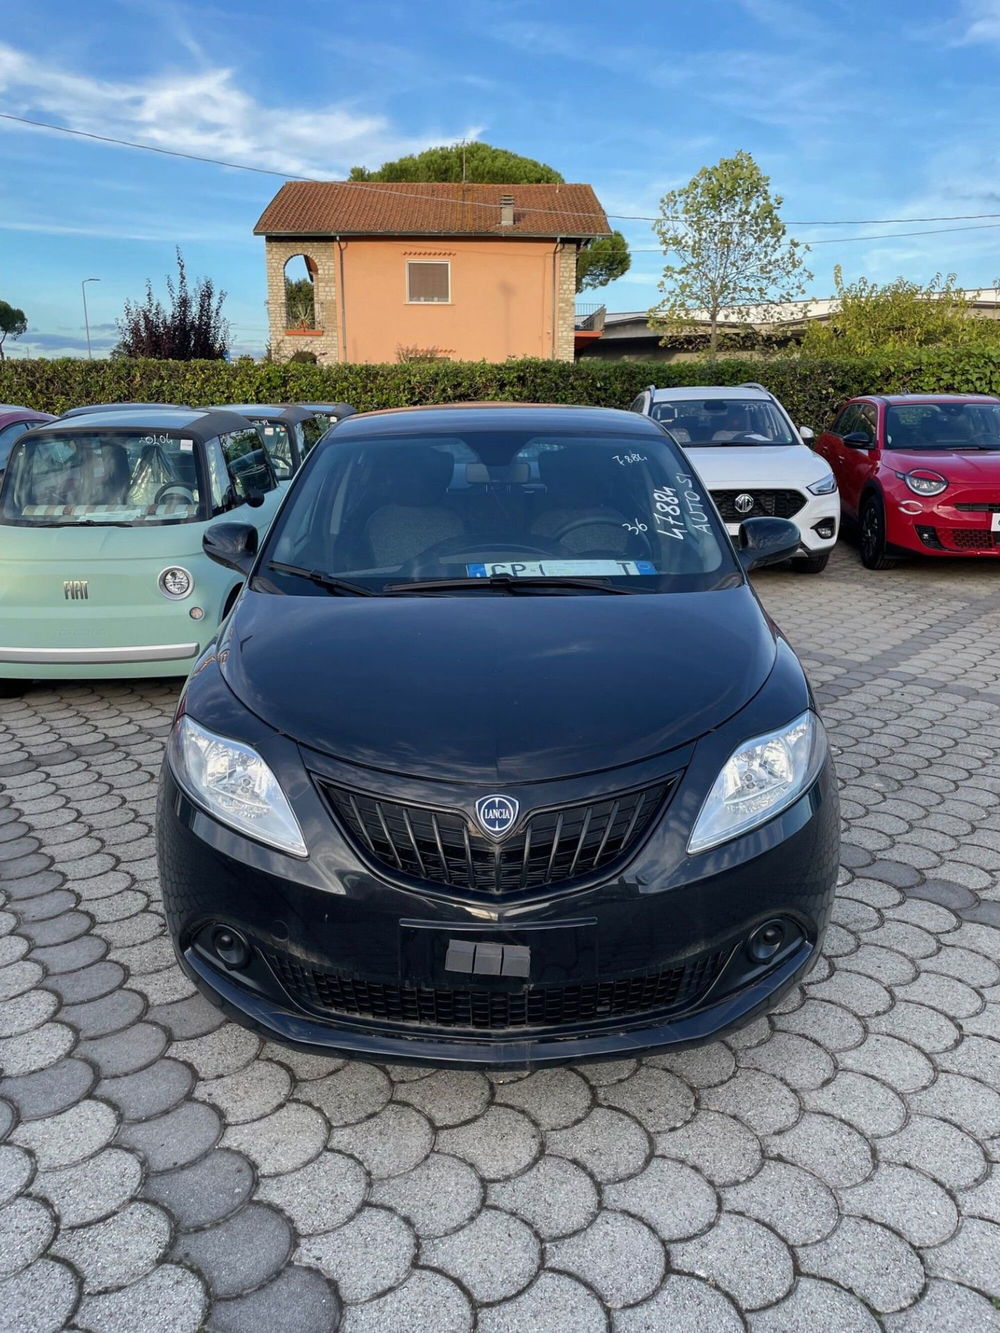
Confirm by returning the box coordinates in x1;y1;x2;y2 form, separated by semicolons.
157;405;839;1067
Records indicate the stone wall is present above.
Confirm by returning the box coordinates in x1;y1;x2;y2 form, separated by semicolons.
554;243;578;362
264;239;339;363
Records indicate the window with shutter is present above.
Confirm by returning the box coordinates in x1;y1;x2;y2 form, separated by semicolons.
407;261;450;303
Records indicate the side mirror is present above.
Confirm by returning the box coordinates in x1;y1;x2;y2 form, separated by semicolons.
737;517;801;572
842;431;874;449
203;522;259;575
798;425;815;442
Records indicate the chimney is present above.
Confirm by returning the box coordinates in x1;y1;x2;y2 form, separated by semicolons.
500;194;514;227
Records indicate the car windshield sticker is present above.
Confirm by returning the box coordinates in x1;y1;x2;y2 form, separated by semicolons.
467;560;657;578
623;518;648;535
613;452;647;465
650;474;713;540
179;439;194;452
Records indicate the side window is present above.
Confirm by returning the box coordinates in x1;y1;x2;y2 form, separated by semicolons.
301;416;329;453
0;421;31;469
219;429;277;503
259;424;293;479
203;437;233;513
629;396;645;414
857;403;878;442
831;404;859;436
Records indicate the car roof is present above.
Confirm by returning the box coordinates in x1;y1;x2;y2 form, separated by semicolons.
331;403;668;438
297;402;355;415
853;393;1000;405
213;403;317;423
60;402;189;418
0;408;54;426
649;385;773;402
26;407;257;438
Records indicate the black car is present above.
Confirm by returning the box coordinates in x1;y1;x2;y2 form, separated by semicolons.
157;404;839;1068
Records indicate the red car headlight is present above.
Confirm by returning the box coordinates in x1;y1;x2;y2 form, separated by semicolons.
898;469;948;497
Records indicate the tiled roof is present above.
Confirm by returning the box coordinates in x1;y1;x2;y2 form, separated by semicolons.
254;182;611;239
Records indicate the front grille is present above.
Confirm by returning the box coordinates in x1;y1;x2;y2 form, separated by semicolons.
711;489;805;521
944;528;1000;550
320;779;674;895
268;949;726;1031
955;503;1000;513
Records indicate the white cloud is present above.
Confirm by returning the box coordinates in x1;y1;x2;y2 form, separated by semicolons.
0;41;477;178
955;0;1000;44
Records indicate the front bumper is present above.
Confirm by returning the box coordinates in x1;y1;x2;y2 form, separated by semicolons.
885;493;1000;556
157;753;839;1068
722;492;839;556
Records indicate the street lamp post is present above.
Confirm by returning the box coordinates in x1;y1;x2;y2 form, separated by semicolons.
81;278;100;360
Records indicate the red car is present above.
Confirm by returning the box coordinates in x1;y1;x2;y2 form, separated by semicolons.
0;406;56;479
814;394;1000;568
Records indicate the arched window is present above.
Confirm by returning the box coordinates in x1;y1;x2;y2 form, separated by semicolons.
283;254;319;331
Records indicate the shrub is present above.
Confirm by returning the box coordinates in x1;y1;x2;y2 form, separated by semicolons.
4;350;1000;429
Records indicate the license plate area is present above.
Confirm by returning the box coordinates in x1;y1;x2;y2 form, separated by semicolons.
400;919;598;989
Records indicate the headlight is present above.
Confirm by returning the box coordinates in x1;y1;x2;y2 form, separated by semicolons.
168;715;307;857
159;566;193;599
807;473;837;495
687;711;827;854
898;469;947;497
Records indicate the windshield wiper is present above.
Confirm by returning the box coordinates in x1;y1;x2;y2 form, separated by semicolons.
264;561;377;596
384;574;637;595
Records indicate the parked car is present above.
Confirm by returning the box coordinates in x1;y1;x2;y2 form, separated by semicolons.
814;393;1000;569
61;402;190;418
0;406;56;479
211;404;337;478
295;402;357;450
157;403;839;1068
631;383;838;573
0;407;284;691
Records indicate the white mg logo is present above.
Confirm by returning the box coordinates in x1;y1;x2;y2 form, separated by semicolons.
63;580;89;601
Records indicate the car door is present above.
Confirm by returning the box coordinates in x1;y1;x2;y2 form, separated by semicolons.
817;403;866;517
836;401;879;516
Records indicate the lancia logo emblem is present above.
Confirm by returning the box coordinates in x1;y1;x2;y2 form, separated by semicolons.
734;493;755;515
475;794;519;839
63;579;89;600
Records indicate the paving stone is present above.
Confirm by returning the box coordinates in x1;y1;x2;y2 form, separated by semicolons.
766;1112;874;1188
489;1154;600;1240
117;1099;221;1172
701;1069;801;1135
43;961;126;1007
11;1100;117;1169
0;990;59;1038
0;960;43;1003
298;1204;416;1301
548;1209;664;1307
923;1217;1000;1296
870;1001;961;1054
671;1211;794;1311
657;1110;762;1186
51;1201;170;1294
772;997;866;1051
937;1035;1000;1089
477;1271;607;1333
169;1025;262;1080
61;989;145;1039
222;1101;328;1176
391;1068;491;1126
0;1196;56;1278
77;1022;167;1077
723;1158;839;1244
340;1266;472;1333
880;1114;988;1190
596;1064;695;1131
147;993;225;1040
437;1105;541;1181
208;1265;340;1333
896;972;986;1018
15;889;78;923
839;1032;935;1093
749;1275;882;1333
651;1042;736;1087
97;1059;194;1122
295;1061;392;1126
805;1070;907;1137
547;1106;648;1183
798;1216;926;1313
170;1203;292;1298
0;1258;80;1333
576;1058;638;1086
74;1262;206;1333
0;1057;95;1121
488;1066;592;1129
326;1102;434;1178
371;1152;484;1237
841;1163;959;1246
0;1022;76;1076
741;1030;837;1090
0;1100;13;1143
882;1278;1000;1332
33;1147;142;1227
194;1059;291;1124
141;1147;254;1230
256;1150;367;1235
911;1072;1000;1138
0;1144;35;1205
960;1170;1000;1224
604;1156;717;1241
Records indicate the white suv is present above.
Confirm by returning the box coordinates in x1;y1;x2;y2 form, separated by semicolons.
631;383;839;573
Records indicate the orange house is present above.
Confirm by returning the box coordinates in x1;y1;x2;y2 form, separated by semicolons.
254;182;611;364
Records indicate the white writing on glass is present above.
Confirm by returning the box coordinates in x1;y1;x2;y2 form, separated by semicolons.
141;435;174;446
613;452;648;466
622;517;648;535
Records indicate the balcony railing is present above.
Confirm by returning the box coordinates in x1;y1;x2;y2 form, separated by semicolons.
575;303;606;333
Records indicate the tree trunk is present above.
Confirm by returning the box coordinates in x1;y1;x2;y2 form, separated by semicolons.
709;316;719;357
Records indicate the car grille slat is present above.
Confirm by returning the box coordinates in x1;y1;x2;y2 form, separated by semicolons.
955;502;1000;513
711;489;805;521
268;946;726;1032
319;778;674;895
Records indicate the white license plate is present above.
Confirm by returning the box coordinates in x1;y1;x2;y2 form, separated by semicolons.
992;513;1000;532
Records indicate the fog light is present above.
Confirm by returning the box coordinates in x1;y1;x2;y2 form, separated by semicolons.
747;920;786;964
189;606;205;620
159;566;193;600
211;926;251;970
812;519;835;540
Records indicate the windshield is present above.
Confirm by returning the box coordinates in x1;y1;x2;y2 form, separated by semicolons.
260;429;738;595
0;431;206;526
885;403;1000;450
254;421;297;477
650;398;796;446
301;415;330;452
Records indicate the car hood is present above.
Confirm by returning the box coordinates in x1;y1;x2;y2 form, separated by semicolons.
220;584;778;782
683;444;831;489
883;449;1000;481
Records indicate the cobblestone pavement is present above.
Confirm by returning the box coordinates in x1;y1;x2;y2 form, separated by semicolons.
2;543;1000;1332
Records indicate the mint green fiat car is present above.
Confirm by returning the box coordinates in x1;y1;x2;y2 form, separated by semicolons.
0;407;286;691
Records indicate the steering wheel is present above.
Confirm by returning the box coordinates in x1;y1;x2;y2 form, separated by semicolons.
154;484;195;505
402;537;559;579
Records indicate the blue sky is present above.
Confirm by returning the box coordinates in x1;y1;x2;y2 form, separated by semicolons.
3;0;1000;357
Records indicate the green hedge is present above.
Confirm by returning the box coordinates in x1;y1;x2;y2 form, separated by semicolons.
4;348;1000;430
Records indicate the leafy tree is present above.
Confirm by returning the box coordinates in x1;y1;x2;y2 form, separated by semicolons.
284;277;315;329
116;249;229;360
0;301;27;361
576;231;631;293
649;151;811;356
349;141;564;184
351;141;629;293
801;267;1000;356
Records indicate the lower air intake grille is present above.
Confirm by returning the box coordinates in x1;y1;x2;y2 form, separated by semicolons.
268;949;727;1031
946;528;1000;550
319;779;674;895
711;489;805;521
